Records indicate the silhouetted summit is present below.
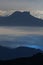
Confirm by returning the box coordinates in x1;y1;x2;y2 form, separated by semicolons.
10;11;30;16
0;11;43;26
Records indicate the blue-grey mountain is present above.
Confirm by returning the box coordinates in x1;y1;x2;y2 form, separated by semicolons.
0;11;43;26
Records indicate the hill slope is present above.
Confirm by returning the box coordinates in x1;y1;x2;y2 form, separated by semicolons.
0;52;43;65
0;46;42;60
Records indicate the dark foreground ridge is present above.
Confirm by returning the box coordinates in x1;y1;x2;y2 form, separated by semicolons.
0;52;43;65
0;46;42;60
0;11;43;26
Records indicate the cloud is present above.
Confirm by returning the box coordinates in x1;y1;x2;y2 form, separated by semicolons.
0;10;15;16
32;10;43;15
30;10;43;19
0;10;7;16
0;27;43;36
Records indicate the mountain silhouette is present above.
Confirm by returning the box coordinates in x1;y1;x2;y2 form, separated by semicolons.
0;11;43;26
0;46;42;60
0;52;43;65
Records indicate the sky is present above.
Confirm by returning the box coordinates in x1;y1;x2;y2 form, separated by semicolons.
0;0;43;18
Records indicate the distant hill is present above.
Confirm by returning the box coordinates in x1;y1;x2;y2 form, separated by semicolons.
0;46;42;60
0;11;43;26
0;52;43;65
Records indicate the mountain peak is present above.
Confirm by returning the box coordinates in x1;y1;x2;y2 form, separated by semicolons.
0;11;43;26
10;11;30;17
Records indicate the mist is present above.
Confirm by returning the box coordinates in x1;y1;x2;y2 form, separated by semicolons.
0;26;43;50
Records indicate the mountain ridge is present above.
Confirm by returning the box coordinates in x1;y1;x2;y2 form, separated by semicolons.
0;46;43;60
0;52;43;65
0;11;43;26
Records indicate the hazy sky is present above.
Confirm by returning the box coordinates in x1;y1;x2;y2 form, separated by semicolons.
0;0;43;10
0;27;43;35
0;0;43;18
